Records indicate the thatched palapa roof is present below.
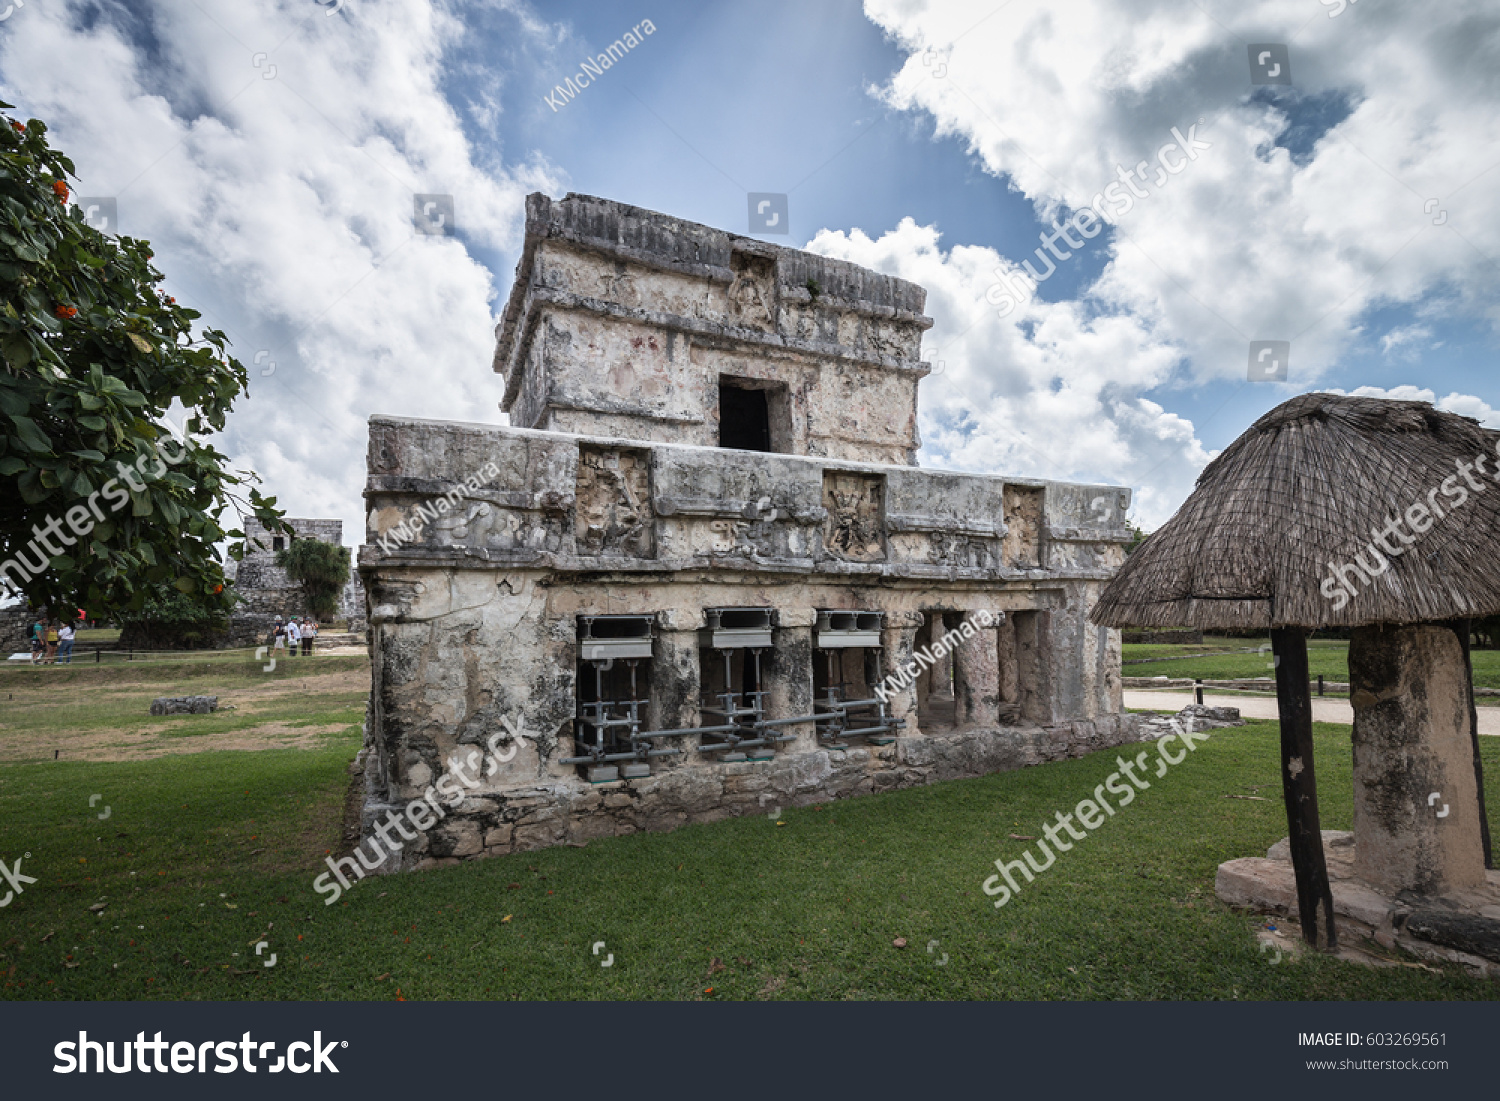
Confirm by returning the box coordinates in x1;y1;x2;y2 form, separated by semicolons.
1093;393;1500;630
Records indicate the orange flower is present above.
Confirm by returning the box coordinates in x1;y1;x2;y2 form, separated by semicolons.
52;180;68;200
9;121;23;133
55;305;78;319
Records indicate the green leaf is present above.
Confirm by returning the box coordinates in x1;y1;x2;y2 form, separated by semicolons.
0;386;28;416
16;466;47;504
0;335;31;368
8;413;50;452
77;415;106;430
0;455;25;475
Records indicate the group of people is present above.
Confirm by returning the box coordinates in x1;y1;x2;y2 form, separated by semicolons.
270;615;318;656
29;616;79;664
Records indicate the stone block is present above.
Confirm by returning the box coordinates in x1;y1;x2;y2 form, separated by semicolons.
149;695;218;715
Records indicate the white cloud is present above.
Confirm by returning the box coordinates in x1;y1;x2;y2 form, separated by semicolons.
856;0;1500;523
865;0;1500;378
1337;385;1500;429
1;0;561;546
1379;323;1434;360
806;219;1210;528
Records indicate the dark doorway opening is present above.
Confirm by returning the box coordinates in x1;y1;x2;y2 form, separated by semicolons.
719;382;772;452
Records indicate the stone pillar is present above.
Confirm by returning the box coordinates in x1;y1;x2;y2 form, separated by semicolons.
1349;624;1486;894
954;622;1001;727
766;610;816;753
649;627;701;763
881;612;924;734
996;613;1019;705
1014;610;1055;725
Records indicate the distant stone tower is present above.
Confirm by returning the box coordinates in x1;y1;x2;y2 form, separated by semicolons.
226;517;347;645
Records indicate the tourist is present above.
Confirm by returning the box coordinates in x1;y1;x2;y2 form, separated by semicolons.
29;616;44;665
302;617;315;656
271;615;287;654
43;619;59;664
57;620;75;664
285;616;302;657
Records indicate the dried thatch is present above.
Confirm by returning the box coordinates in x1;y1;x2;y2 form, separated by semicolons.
1093;393;1500;630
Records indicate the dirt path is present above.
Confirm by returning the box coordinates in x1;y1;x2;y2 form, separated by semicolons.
1125;690;1500;735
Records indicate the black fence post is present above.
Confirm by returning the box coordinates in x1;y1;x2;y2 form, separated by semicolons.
1194;679;1204;706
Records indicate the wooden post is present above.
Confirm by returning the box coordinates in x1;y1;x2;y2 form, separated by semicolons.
1271;627;1337;949
1451;620;1492;869
1317;674;1324;697
1194;679;1203;706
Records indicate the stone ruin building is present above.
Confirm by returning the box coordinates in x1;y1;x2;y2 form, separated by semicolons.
225;517;366;646
355;192;1145;868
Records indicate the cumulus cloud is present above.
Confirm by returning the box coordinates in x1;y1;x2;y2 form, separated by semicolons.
1;0;560;544
854;0;1500;523
807;219;1211;527
1333;386;1500;429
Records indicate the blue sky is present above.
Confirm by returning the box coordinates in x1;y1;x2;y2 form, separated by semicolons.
4;0;1498;537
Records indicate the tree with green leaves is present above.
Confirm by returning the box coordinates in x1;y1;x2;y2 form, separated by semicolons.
117;587;230;651
275;537;350;621
0;104;284;616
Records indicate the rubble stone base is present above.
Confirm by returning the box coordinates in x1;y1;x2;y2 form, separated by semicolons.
1217;830;1500;978
356;713;1157;871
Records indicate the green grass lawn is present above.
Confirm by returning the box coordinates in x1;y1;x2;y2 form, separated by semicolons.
1123;636;1500;690
2;661;1497;999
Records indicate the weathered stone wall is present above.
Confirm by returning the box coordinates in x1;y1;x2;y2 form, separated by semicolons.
358;416;1134;864
359;711;1150;868
494;193;933;466
0;603;38;650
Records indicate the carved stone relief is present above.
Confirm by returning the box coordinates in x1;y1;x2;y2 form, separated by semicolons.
821;471;885;561
575;445;654;558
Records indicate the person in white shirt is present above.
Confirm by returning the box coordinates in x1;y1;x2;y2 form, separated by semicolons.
285;618;302;656
57;622;75;664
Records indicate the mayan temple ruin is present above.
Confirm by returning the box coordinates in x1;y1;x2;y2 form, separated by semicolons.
353;192;1146;869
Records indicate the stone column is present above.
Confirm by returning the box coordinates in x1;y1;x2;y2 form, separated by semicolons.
954;620;1001;728
766;610;816;753
649;626;701;759
881;611;924;735
1013;610;1055;725
1349;624;1486;894
996;613;1019;706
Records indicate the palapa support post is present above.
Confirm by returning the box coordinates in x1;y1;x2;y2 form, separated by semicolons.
1450;620;1493;869
1271;626;1337;949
